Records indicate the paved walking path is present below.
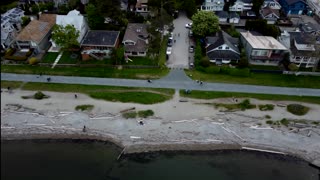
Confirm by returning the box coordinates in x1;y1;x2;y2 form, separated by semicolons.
2;71;320;97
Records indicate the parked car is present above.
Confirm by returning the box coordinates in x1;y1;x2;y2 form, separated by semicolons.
185;23;192;28
189;45;194;53
168;37;173;47
189;30;193;37
166;47;172;55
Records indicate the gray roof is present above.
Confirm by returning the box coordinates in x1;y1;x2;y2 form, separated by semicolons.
123;23;149;52
300;22;318;33
207;50;240;60
229;12;239;18
206;31;240;53
241;0;253;3
81;30;120;47
216;11;229;18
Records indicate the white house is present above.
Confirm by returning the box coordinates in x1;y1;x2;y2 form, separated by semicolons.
1;8;24;49
201;0;224;11
229;12;240;23
51;9;89;51
263;0;282;10
136;0;149;13
229;0;253;12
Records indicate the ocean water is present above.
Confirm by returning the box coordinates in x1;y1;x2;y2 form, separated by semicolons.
1;140;319;180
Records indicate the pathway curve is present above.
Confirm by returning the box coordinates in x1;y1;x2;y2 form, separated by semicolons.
2;72;320;97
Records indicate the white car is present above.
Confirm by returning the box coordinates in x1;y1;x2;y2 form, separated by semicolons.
166;47;172;55
185;23;192;28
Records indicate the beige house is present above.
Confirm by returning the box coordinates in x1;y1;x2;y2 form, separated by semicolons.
122;23;149;57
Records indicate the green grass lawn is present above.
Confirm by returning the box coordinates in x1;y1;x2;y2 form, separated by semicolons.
185;70;320;88
249;65;281;70
180;90;320;104
1;65;169;79
41;52;59;63
20;82;174;104
126;57;158;66
1;81;23;89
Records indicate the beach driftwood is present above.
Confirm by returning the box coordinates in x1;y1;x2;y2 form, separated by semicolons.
120;107;135;113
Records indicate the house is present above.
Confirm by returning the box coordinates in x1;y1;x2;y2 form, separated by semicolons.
240;31;289;65
123;23;149;57
306;0;320;16
216;11;229;23
136;0;149;13
51;10;89;51
260;6;280;24
263;0;282;10
81;30;120;60
1;8;24;49
206;31;240;64
279;30;319;68
201;0;224;11
229;12;240;23
279;0;307;15
15;14;56;53
229;0;253;12
18;0;69;8
299;22;319;34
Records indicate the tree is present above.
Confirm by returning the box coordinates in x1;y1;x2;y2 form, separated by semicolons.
238;50;249;68
223;0;236;11
182;0;197;17
252;0;264;15
58;4;70;15
21;16;31;27
51;24;80;50
85;4;104;30
191;11;219;37
111;47;125;65
68;0;80;9
31;4;39;14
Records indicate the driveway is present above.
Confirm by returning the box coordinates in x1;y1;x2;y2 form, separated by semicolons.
166;12;193;69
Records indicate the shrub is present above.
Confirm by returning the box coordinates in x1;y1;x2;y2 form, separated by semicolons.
75;104;94;111
220;66;231;74
138;109;154;118
238;99;256;110
199;57;210;67
265;115;271;119
287;104;309;116
34;91;48;100
29;57;38;65
4;55;27;61
122;111;137;119
266;120;273;124
280;118;289;126
5;48;15;56
259;104;275;111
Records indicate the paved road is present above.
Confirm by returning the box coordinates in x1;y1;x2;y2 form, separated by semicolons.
2;71;320;97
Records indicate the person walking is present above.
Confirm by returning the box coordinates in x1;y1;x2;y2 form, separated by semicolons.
83;126;86;132
74;94;78;99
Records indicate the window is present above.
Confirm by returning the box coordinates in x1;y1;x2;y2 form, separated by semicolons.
226;47;229;50
132;52;138;55
218;46;222;49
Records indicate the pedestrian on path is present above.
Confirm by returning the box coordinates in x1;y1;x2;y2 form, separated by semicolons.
74;94;78;99
178;33;180;37
47;77;51;82
83;125;86;132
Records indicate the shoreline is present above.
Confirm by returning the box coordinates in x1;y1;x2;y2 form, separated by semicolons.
2;129;319;169
1;89;320;168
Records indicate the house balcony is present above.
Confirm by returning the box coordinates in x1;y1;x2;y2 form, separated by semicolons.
251;54;283;61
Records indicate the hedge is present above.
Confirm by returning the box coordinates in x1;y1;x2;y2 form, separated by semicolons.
204;66;220;74
5;48;16;56
4;55;27;61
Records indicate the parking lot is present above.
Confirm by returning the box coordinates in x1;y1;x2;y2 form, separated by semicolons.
166;12;194;69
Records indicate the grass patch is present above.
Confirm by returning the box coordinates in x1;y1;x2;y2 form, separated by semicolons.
21;82;174;104
287;104;310;116
122;111;137;119
280;118;290;126
179;90;320;104
21;91;49;100
138;109;154;118
126;57;158;66
75;104;94;111
1;81;23;89
265;115;271;119
1;65;169;79
214;99;256;111
58;51;80;64
41;52;59;63
185;69;320;88
258;104;275;111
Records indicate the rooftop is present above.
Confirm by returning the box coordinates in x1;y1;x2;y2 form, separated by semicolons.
81;30;120;47
241;31;287;50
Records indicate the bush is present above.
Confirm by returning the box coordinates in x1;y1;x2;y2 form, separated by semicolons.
265;115;271;119
266;120;273;124
5;48;15;56
259;104;275;111
34;91;48;100
199;57;210;67
4;55;27;61
138;109;154;118
220;66;231;74
29;57;38;65
280;118;289;126
238;99;256;110
122;111;137;119
287;104;309;116
75;104;94;111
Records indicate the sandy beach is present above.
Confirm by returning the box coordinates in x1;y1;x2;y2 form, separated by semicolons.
1;89;320;166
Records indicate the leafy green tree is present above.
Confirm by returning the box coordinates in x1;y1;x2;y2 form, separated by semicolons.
58;4;70;14
21;16;31;27
252;0;264;15
191;11;219;37
238;50;249;68
85;4;104;30
111;47;125;65
68;0;80;9
31;4;39;14
182;0;196;17
223;0;236;11
51;24;80;50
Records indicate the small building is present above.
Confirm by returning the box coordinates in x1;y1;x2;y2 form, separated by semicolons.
229;12;240;23
201;0;224;11
229;0;253;12
279;0;307;15
136;0;149;13
216;11;229;22
1;8;24;49
206;31;240;64
123;23;149;57
81;30;120;60
15;14;56;53
260;6;280;24
240;31;289;65
263;0;282;10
